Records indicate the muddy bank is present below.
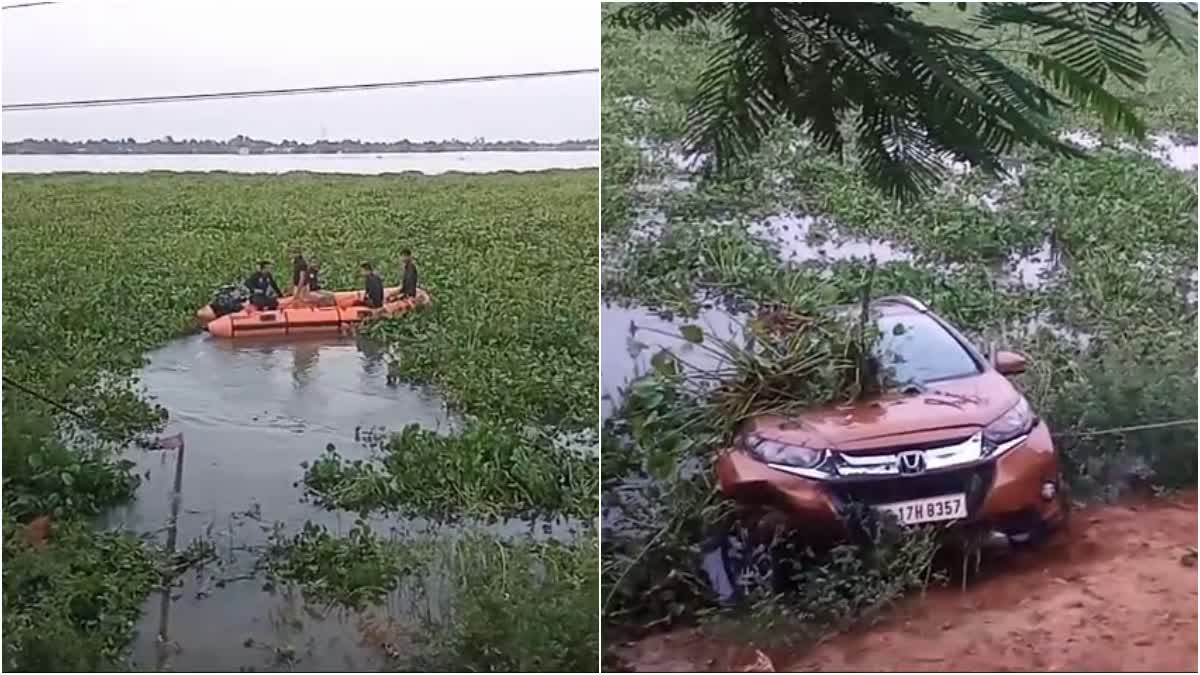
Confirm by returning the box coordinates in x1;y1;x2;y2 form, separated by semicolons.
612;491;1198;672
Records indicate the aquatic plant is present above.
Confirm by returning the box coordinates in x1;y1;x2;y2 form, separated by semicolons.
2;519;159;672
406;532;600;673
262;522;599;672
302;422;597;520
265;520;416;611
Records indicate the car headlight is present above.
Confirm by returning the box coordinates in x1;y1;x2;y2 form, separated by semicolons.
983;396;1037;453
740;432;826;468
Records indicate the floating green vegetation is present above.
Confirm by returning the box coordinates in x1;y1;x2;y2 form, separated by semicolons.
2;520;159;672
265;521;417;611
411;531;600;673
3;170;597;430
1;416;156;672
2;169;600;670
265;522;599;673
302;422;597;520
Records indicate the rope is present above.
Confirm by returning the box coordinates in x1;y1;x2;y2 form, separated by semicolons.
1;375;90;424
2;374;185;449
1052;418;1198;439
2;68;599;112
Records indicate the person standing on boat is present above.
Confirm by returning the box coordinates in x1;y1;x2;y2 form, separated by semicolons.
399;248;418;298
360;262;385;309
245;260;282;310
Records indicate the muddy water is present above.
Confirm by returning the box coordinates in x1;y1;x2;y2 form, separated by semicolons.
105;334;560;671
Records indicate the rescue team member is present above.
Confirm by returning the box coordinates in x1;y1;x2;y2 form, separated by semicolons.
361;262;385;308
245;260;282;309
400;248;418;298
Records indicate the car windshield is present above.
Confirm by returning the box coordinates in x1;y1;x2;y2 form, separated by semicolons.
873;312;982;385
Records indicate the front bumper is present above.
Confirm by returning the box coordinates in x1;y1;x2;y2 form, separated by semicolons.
715;421;1066;538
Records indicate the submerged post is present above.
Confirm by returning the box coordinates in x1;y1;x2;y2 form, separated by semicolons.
155;433;186;670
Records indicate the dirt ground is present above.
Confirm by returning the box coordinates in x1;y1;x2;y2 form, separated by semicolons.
613;491;1198;672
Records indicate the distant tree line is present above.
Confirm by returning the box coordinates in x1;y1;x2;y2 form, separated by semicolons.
2;135;600;155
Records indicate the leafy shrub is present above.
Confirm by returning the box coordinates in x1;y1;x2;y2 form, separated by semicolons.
1019;325;1198;498
2;520;158;672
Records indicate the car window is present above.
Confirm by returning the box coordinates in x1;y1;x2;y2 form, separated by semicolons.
873;313;981;384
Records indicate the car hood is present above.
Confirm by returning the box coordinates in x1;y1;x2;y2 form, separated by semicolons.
744;370;1021;450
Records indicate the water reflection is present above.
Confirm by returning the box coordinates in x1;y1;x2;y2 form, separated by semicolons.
109;334;464;671
291;340;320;387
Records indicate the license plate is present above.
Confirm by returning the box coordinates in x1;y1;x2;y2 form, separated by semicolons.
875;493;966;525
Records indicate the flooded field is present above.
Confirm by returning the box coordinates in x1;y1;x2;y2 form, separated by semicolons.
602;133;1198;415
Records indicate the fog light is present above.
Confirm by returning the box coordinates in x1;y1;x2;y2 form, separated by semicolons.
1041;481;1057;501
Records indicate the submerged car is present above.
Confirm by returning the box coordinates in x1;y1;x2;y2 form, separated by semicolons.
716;295;1069;547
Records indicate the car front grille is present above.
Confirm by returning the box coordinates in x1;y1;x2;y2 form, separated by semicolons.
827;462;996;518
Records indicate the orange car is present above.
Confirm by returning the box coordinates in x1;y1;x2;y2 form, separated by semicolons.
716;295;1069;547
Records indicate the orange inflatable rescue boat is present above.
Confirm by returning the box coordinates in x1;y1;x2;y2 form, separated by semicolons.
206;288;429;338
195;287;400;323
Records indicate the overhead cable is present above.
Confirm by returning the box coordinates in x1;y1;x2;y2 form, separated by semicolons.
2;67;599;112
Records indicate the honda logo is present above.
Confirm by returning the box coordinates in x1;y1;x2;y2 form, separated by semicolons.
898;451;926;475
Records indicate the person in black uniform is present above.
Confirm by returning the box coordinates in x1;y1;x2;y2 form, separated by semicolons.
305;259;323;292
245;260;282;309
399;248;418;298
360;262;384;309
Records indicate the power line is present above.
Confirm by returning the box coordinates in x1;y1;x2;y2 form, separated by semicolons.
1;1;58;9
2;68;599;112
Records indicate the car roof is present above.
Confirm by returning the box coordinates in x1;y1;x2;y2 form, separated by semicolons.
827;296;929;319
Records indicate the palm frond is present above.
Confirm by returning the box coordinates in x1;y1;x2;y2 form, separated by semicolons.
1026;52;1147;137
1100;2;1198;53
635;2;1192;201
607;3;729;31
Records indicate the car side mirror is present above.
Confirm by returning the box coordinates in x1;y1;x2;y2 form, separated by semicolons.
994;350;1027;375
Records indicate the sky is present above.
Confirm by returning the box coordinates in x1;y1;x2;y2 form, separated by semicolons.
1;0;599;142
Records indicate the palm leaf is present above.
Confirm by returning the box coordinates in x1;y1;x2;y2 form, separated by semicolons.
1025;52;1147;137
627;2;1193;201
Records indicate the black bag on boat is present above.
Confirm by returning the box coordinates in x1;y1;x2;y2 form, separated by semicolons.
209;285;246;317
